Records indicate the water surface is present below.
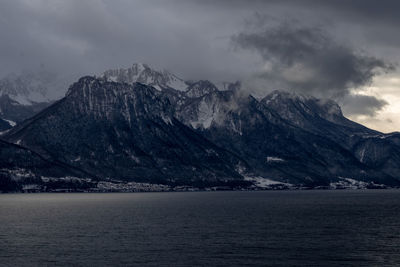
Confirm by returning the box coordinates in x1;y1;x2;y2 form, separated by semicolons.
1;190;400;266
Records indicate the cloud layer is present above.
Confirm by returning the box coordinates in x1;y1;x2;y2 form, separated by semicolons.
232;19;394;115
0;0;399;131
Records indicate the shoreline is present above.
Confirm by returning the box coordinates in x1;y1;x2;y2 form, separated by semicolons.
2;186;399;194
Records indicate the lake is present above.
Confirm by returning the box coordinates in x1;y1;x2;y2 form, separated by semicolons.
1;190;400;266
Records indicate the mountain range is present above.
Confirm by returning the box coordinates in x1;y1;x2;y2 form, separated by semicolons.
1;63;400;191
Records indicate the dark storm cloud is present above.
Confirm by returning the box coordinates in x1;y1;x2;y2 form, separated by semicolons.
0;0;399;121
292;0;400;25
0;0;250;83
189;0;400;52
278;0;400;49
196;0;400;24
231;18;393;115
341;95;388;117
232;20;394;98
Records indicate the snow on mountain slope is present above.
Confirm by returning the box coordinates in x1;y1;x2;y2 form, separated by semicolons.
101;63;188;91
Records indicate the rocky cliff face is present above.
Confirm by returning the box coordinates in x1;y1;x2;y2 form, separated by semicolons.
5;77;247;186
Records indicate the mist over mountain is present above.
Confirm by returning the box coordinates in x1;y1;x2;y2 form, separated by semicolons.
0;70;71;130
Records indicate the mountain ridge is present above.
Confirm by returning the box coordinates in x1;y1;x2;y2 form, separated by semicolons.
1;63;400;189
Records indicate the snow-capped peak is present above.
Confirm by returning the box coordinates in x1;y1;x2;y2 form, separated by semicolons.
100;63;188;92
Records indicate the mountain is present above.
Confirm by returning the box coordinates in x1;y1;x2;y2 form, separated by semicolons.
175;89;398;186
4;77;248;186
260;90;377;139
259;90;400;180
2;63;400;188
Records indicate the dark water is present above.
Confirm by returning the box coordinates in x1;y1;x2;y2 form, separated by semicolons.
1;191;400;266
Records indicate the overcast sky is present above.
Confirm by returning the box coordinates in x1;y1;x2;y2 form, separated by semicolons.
1;0;400;132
